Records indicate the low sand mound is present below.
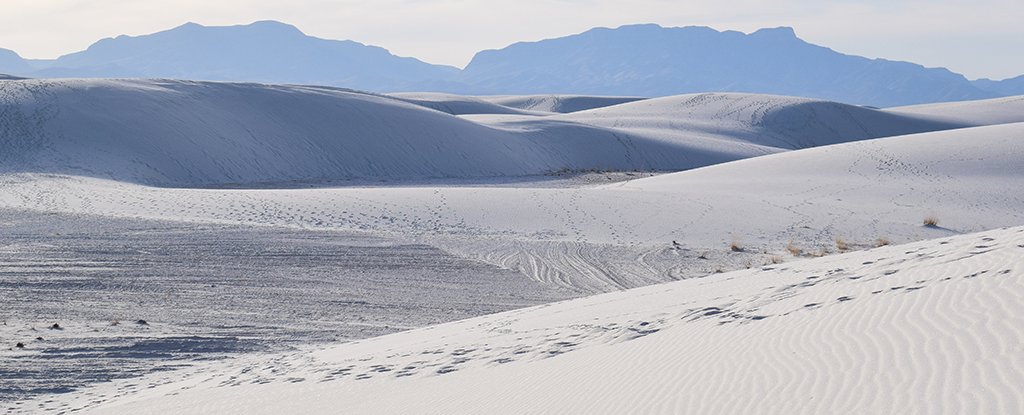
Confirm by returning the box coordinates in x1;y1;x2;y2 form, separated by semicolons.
605;122;1024;245
477;94;646;113
887;95;1024;126
388;92;540;115
34;225;1024;414
560;92;966;149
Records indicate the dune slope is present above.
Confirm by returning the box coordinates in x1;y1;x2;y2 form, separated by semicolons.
0;80;968;187
31;225;1024;414
388;92;540;115
476;94;646;113
560;92;966;149
0;79;694;187
1;123;1021;293
887;95;1024;126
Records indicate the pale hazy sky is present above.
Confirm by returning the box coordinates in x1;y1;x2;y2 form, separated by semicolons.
1;0;1022;79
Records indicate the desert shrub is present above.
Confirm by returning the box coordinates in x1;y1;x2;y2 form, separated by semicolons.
785;240;801;256
729;235;743;252
809;248;830;258
835;237;849;251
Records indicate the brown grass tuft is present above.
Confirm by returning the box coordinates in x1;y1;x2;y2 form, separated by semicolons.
835;237;849;252
923;215;939;227
729;235;744;252
785;240;802;256
875;237;891;247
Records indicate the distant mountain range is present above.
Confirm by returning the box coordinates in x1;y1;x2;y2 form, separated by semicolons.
1;21;1020;107
972;75;1024;97
0;48;33;75
458;25;998;107
2;21;458;92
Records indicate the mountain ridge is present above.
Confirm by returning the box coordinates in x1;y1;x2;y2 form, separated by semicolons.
0;21;1018;106
458;23;993;106
21;20;458;91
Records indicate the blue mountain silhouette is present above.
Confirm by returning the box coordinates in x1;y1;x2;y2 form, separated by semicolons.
1;22;1018;107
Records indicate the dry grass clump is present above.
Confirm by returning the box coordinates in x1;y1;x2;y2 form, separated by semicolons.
768;255;783;265
875;237;891;247
729;235;744;252
785;240;802;256
809;248;830;258
835;237;849;252
923;215;940;227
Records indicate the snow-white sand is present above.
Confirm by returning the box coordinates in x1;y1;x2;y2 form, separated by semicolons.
3;79;1023;412
888;95;1024;126
0;79;969;187
475;94;646;113
26;225;1024;414
2;122;1020;292
557;92;967;149
388;92;545;115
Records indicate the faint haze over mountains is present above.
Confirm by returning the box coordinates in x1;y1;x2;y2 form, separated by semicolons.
2;0;1021;80
0;21;1020;107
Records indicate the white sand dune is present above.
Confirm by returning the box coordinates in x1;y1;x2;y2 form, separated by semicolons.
390;93;645;116
888;95;1024;126
476;94;646;113
1;122;1021;293
0;79;574;186
557;92;968;149
467;92;970;160
31;224;1024;414
3;81;1023;413
0;79;968;187
388;92;544;115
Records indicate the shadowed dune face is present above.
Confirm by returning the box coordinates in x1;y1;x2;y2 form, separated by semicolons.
0;79;591;186
559;93;968;149
0;81;978;188
476;95;647;113
388;92;541;115
887;95;1024;126
756;99;967;148
390;93;647;115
